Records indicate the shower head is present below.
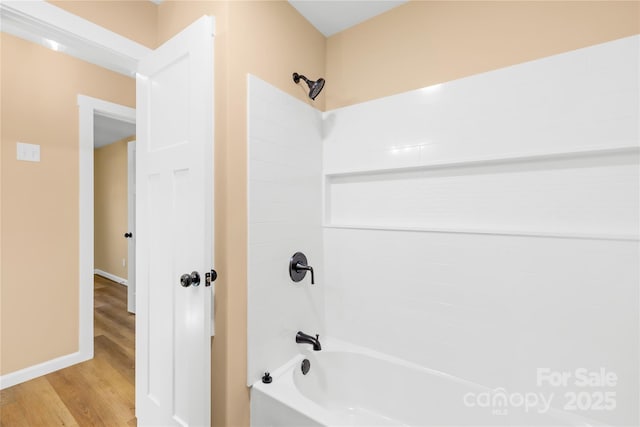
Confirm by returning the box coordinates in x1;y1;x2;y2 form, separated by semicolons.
293;72;325;100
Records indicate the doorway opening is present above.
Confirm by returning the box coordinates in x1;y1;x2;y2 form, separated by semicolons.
93;112;136;313
78;95;135;361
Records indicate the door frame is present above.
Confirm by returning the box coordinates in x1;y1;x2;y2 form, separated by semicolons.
127;140;136;314
0;1;151;77
78;96;136;360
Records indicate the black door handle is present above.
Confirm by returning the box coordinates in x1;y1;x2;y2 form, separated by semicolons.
124;232;133;238
180;271;201;287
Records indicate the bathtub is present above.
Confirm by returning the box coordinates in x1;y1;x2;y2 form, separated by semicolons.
251;338;599;427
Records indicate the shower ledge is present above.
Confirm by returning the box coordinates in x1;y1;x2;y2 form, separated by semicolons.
323;143;639;242
322;223;639;242
323;143;639;178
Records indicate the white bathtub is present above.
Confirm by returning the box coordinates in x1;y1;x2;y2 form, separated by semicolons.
251;338;600;427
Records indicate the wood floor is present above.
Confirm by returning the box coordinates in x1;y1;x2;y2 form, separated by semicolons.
1;276;136;426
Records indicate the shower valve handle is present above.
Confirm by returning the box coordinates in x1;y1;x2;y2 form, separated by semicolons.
289;252;315;285
295;263;314;285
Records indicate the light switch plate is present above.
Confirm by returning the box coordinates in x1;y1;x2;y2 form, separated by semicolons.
17;142;41;162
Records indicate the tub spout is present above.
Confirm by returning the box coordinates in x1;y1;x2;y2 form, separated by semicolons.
296;331;321;351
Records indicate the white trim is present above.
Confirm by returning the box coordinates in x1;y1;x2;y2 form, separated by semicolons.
78;95;135;378
78;95;136;124
95;269;128;286
0;0;152;76
127;141;136;313
0;351;86;390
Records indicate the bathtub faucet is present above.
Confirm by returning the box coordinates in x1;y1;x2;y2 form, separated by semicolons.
296;331;322;351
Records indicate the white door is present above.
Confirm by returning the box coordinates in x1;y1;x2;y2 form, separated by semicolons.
127;140;136;314
135;16;214;427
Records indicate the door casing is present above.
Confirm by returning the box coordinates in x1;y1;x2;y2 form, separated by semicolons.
78;96;136;360
127;140;136;314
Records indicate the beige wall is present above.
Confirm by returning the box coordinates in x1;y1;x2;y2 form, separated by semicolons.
326;0;640;109
94;136;134;279
0;33;135;374
156;2;325;425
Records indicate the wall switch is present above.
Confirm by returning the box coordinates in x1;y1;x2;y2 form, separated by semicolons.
17;142;40;162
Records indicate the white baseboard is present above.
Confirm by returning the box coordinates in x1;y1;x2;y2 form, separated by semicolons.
94;269;128;286
0;350;91;390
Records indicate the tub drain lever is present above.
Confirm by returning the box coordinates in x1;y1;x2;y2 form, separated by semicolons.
261;372;272;384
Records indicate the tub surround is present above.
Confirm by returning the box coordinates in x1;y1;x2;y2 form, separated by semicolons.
247;75;324;387
248;35;639;426
323;35;639;425
322;35;639;426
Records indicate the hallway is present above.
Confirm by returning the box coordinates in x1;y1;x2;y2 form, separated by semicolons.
1;276;135;426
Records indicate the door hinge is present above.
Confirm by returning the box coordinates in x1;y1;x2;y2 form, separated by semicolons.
205;269;217;286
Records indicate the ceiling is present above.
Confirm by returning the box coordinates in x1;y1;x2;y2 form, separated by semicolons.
147;1;408;37
288;0;408;37
94;114;136;148
150;0;409;37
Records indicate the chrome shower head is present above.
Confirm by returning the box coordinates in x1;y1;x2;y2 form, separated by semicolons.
293;72;325;100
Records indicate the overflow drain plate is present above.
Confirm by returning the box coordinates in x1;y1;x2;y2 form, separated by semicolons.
301;359;311;375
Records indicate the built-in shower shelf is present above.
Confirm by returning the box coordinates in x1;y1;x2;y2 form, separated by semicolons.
323;223;639;242
324;144;639;178
324;144;639;242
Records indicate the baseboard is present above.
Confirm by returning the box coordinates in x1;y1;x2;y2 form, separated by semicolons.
94;269;127;286
0;350;91;390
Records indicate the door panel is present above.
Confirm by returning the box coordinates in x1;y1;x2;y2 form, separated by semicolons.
135;16;214;427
